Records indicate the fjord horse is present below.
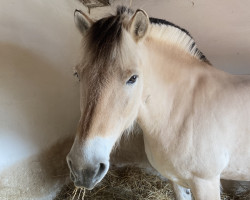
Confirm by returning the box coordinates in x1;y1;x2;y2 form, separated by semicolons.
67;7;250;200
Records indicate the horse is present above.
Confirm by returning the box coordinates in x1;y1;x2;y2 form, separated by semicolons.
67;6;250;200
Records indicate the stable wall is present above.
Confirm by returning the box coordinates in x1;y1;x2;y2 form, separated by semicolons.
132;0;250;74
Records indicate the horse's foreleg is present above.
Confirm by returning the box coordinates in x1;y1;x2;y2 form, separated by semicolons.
190;176;220;200
171;181;192;200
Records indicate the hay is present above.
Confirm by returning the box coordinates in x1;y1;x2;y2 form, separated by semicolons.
55;167;250;200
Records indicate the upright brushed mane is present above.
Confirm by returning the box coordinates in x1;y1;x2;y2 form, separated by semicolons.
84;6;210;65
149;17;210;64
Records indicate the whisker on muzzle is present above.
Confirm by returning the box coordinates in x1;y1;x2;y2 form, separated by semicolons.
81;188;86;200
77;188;82;200
71;187;86;200
71;188;78;200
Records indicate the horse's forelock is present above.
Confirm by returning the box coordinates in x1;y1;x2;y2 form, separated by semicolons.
85;17;122;65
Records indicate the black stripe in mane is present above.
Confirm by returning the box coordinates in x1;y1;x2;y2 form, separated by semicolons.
149;17;191;37
149;17;210;64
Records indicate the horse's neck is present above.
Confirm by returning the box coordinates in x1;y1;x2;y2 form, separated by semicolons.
138;38;213;139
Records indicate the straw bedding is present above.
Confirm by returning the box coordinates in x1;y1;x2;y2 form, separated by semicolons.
54;167;250;200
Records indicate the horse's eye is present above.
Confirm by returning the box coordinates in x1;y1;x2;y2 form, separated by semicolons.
126;75;138;85
73;72;80;81
73;72;78;78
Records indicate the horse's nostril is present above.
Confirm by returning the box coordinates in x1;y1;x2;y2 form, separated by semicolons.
67;156;72;167
68;160;72;168
99;163;106;172
67;158;77;182
95;163;106;179
100;163;106;172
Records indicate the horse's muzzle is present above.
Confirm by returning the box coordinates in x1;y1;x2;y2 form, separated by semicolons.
67;157;108;190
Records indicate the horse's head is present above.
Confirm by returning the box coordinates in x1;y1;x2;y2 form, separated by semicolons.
67;7;149;189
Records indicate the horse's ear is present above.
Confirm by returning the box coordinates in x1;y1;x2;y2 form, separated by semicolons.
128;9;149;42
74;9;93;35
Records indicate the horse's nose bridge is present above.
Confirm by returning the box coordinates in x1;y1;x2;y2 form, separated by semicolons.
66;138;101;171
78;86;115;138
79;86;106;135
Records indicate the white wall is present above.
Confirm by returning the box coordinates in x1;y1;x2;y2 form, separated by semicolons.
0;1;86;199
131;0;250;74
0;0;83;171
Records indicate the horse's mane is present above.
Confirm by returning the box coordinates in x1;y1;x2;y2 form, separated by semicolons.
85;6;210;65
148;17;210;64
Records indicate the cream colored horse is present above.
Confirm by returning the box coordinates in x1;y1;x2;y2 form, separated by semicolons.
67;7;250;200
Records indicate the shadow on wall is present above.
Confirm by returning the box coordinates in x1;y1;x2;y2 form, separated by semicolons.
0;125;150;200
0;136;74;200
0;42;80;167
0;41;80;199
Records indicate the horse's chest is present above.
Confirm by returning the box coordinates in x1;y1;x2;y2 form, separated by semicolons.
143;135;188;184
